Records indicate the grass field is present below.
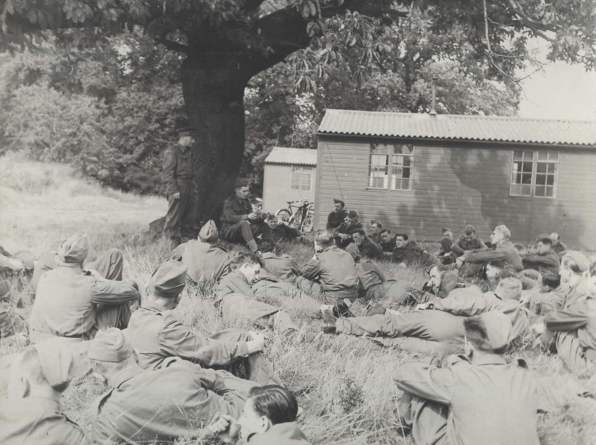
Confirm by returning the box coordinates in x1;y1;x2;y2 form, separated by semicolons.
1;157;596;445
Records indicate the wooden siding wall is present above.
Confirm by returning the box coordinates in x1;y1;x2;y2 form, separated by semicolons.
314;138;596;250
263;164;317;214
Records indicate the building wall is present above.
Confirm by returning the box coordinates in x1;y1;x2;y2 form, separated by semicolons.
315;137;596;250
263;164;317;214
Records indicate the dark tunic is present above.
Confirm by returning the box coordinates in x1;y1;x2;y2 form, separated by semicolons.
326;209;348;230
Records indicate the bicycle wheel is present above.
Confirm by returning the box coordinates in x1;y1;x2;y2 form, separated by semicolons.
301;212;314;233
275;209;292;224
292;208;305;229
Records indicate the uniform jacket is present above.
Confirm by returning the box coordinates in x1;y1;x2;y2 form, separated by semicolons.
357;236;384;260
271;224;303;243
262;252;301;281
552;242;568;259
545;295;596;362
217;270;255;298
522;251;560;276
221;195;254;227
356;260;385;291
392;241;437;267
126;302;249;370
370;232;382;245
29;267;138;337
463;240;523;271
326;209;348;230
162;145;195;197
301;245;359;299
380;236;397;253
433;288;530;342
177;240;230;283
246;422;311;445
394;355;540;445
92;364;252;444
0;397;88;445
451;235;487;255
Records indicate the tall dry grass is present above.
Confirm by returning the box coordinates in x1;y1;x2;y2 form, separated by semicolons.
1;159;595;445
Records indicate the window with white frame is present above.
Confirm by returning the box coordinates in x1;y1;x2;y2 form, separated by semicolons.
369;143;414;190
510;150;558;198
291;166;313;191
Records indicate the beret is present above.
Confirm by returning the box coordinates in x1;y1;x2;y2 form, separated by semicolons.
56;233;89;265
147;260;187;299
199;220;218;243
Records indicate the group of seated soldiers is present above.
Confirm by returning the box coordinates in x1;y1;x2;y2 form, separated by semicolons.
0;190;595;445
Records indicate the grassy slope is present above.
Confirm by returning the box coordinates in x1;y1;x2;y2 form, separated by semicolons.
1;158;595;445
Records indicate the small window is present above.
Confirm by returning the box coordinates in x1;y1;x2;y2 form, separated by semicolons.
510;150;558;198
391;144;414;190
291;166;312;191
369;143;414;190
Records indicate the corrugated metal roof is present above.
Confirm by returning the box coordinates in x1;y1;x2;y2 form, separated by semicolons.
264;147;317;166
318;109;596;147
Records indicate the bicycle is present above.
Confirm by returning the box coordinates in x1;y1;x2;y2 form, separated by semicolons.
275;199;315;233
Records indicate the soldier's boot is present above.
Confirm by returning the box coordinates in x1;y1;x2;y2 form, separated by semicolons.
247;240;259;253
320;306;338;334
365;300;387;317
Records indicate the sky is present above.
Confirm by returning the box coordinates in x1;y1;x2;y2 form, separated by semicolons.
516;41;596;121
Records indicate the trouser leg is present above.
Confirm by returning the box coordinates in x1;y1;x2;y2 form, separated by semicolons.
164;180;189;243
459;262;483;278
252;281;321;316
220;293;298;334
86;249;123;280
180;181;197;243
555;331;595;378
293;276;325;299
399;393;449;445
336;314;398;337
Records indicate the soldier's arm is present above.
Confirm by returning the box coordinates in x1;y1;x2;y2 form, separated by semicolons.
524;253;560;270
393;362;457;405
450;236;466;255
89;279;140;305
222;199;247;224
544;301;593;332
300;259;322;281
433;291;492;316
159;318;250;367
463;248;506;264
162;150;178;197
476;237;489;250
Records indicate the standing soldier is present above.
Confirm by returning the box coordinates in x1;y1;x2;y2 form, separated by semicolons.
163;126;198;248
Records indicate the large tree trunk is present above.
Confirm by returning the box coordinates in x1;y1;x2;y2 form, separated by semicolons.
181;54;254;225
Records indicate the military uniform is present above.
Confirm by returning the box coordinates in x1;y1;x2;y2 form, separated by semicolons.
461;240;523;277
261;252;301;281
247;422;311;445
522;250;560;276
163;144;198;244
216;270;299;333
332;221;363;249
450;235;487;256
301;245;360;301
392;241;437;268
356;260;415;308
326;209;348;230
0;398;88;445
173;239;231;283
394;355;540;445
29;251;139;339
92;364;254;444
220;195;270;252
552;241;568;260
380;235;397;253
356;236;384;260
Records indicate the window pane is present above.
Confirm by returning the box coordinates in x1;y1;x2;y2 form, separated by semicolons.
535;186;545;196
513;150;523;161
537;163;547;173
403;157;411;167
522;162;533;173
545;187;554;197
521;184;532;195
403;167;410;179
536;174;546;185
402;178;410;189
548;152;559;161
538;151;548;161
522;173;532;184
546;175;554;186
547;163;556;174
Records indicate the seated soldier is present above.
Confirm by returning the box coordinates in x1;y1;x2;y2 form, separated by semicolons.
379;229;397;253
351;229;383;260
0;343;87;445
171;220;231;283
457;225;523;278
301;231;360;315
451;224;488;259
521;234;560;286
211;385;311;445
29;233;139;341
88;328;257;444
326;198;348;230
369;220;383;244
521;274;562;317
438;228;455;264
391;233;438;268
216;253;302;334
220;179;271;254
394;313;540;445
550;232;568;260
126;260;279;385
265;215;305;244
539;261;596;378
333;210;363;249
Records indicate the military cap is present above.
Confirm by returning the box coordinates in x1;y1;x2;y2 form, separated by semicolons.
478;311;512;351
235;178;250;189
535;234;553;245
176;126;196;136
199;220;218;243
348;210;358;219
147;260;187;299
34;341;74;389
333;198;345;206
464;224;476;236
88;328;133;363
56;233;89;265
